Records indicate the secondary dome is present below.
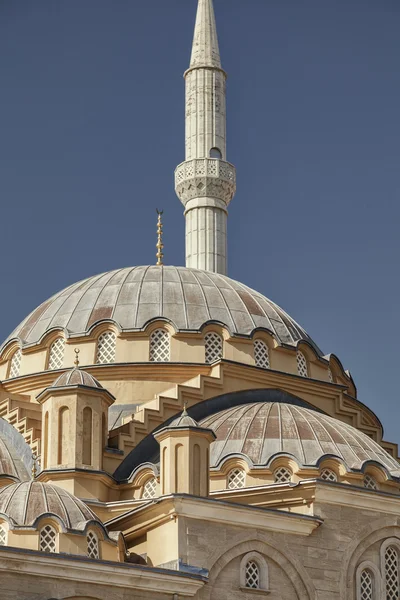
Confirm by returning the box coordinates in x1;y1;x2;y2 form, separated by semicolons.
200;402;400;477
51;367;103;390
0;481;100;530
2;266;321;354
0;431;29;482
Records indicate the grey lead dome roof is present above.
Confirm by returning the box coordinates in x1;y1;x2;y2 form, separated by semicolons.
3;266;321;354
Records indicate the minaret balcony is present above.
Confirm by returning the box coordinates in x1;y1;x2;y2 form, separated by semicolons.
175;158;236;210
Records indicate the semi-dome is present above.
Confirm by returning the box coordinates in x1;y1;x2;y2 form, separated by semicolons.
3;266;321;354
0;481;101;530
200;402;400;477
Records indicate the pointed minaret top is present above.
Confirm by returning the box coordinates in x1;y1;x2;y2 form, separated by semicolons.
190;0;222;69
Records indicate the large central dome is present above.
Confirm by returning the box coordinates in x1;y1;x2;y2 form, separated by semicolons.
4;266;321;353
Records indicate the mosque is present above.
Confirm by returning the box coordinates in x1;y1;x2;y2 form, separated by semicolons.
0;1;399;599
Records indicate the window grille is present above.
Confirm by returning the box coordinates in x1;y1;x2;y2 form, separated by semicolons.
328;368;334;383
385;546;399;599
96;331;116;364
48;338;65;370
254;340;270;369
360;569;373;600
297;351;308;378
87;531;99;559
320;468;337;482
227;468;246;490
274;467;292;484
245;560;260;589
0;526;6;546
9;349;22;378
142;477;157;499
205;332;223;364
364;474;377;490
149;329;170;362
39;525;57;553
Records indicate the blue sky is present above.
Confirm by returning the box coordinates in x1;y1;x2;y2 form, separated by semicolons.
1;1;400;443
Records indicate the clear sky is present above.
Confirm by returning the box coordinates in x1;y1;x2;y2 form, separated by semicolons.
1;1;399;443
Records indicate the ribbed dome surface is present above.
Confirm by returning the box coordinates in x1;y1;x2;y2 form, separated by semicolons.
0;482;98;529
52;367;103;390
0;434;29;481
201;402;400;477
3;266;321;354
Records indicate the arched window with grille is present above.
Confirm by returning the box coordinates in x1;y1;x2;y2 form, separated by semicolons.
142;477;157;499
48;338;65;370
227;468;246;490
96;331;116;364
319;468;337;482
240;552;269;592
204;332;223;364
149;329;170;362
0;524;6;546
254;339;270;369
356;562;380;600
9;348;22;378
39;524;57;553
297;350;308;377
364;474;378;490
384;544;399;599
274;467;292;483
87;530;100;559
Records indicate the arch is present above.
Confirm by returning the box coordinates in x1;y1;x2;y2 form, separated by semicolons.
204;331;223;364
206;538;314;600
96;331;116;364
240;552;269;591
381;538;400;599
356;561;382;600
82;407;93;466
175;444;184;492
43;411;49;470
193;444;201;496
48;337;65;370
149;328;170;362
58;406;70;465
210;147;222;159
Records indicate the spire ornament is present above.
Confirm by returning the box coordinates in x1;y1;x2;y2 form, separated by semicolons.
156;209;164;266
74;348;80;367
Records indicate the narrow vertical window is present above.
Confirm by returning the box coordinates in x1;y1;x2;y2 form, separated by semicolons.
43;412;49;470
210;147;222;159
82;407;92;466
297;350;308;377
9;349;22;378
204;332;223;364
102;413;107;449
87;531;99;559
0;525;6;546
254;339;270;369
149;329;170;362
48;338;65;370
227;468;245;490
245;560;260;589
39;525;57;553
58;407;70;465
193;444;201;496
385;546;399;599
359;569;373;600
96;331;116;364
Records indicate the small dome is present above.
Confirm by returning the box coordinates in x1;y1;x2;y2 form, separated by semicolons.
0;431;29;482
169;408;199;428
0;481;99;530
52;367;103;390
2;266;321;355
200;402;400;477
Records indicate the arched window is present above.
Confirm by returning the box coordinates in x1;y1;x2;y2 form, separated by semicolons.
204;332;223;364
254;339;270;369
274;467;292;483
39;524;57;553
210;147;222;159
227;468;246;490
58;406;70;465
245;560;260;589
364;474;377;490
9;348;22;378
82;407;92;466
297;350;308;377
96;331;116;364
0;525;6;546
142;477;157;500
149;329;170;362
87;530;99;559
359;569;373;600
48;338;65;370
240;552;269;592
385;545;399;599
320;468;337;482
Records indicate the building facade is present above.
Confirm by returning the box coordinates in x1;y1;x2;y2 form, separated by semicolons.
0;1;398;599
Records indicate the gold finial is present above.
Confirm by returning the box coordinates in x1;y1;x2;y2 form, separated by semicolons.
182;400;188;416
156;209;164;266
32;453;37;478
74;348;80;367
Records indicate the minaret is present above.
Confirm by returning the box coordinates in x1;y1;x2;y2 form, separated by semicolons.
175;0;236;275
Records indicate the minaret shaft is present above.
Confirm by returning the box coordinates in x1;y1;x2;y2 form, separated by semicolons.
175;0;236;275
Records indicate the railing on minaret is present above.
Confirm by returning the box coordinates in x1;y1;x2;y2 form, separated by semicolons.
174;0;236;275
